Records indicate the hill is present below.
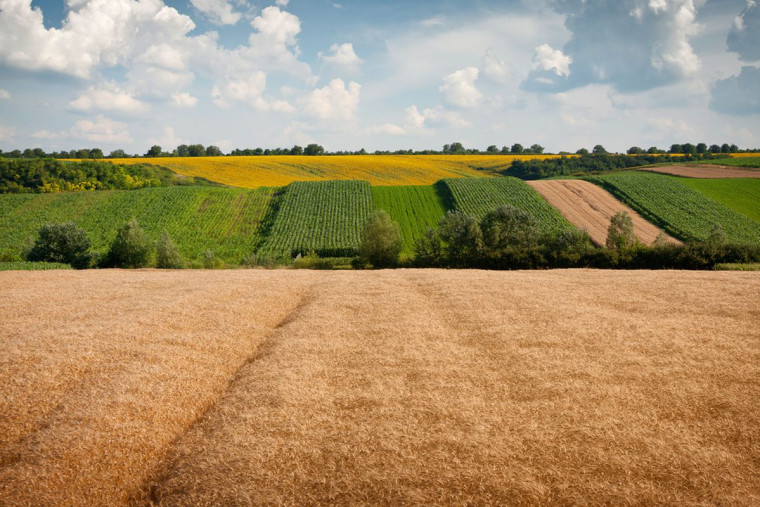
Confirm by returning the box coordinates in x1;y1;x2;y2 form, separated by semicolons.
372;185;448;255
678;178;760;223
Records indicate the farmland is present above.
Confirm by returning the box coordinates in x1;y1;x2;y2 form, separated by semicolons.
107;155;560;188
1;269;759;504
0;186;277;262
444;177;573;234
642;165;760;178
372;185;448;254
592;172;760;243
261;180;373;257
708;156;760;167
679;178;760;223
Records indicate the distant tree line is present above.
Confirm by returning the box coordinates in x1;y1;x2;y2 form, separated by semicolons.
0;158;207;194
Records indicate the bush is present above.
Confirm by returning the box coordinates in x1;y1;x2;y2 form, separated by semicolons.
156;231;184;269
200;249;223;269
359;210;402;268
481;205;540;253
606;211;636;251
104;219;153;268
437;210;483;267
26;222;92;269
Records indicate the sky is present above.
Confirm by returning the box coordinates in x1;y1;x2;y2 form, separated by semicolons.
0;0;758;154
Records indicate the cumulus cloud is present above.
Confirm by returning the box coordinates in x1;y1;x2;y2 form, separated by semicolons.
31;129;66;140
405;105;470;130
70;116;132;144
68;82;148;113
439;67;482;109
211;73;294;112
171;92;198;108
727;1;760;61
481;49;511;84
190;0;242;25
304;79;360;120
372;124;406;136
148;126;186;149
275;0;289;5
524;0;704;93
319;43;362;72
0;90;10;100
710;65;760;115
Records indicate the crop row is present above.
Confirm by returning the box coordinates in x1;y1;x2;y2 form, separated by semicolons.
593;172;760;243
442;177;573;235
261;180;373;257
372;185;448;255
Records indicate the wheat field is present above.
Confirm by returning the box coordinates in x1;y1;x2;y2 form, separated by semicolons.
1;269;759;505
108;155;560;187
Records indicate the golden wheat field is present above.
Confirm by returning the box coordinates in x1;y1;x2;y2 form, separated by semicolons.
1;269;759;505
108;155;560;187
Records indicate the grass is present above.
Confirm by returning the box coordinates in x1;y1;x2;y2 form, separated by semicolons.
0;261;72;271
678;178;760;222
261;180;373;257
592;172;760;243
443;177;574;234
715;262;760;271
106;155;562;188
701;156;760;168
372;185;449;255
0;186;277;263
2;269;759;504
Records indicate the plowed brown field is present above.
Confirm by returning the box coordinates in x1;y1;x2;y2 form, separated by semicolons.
1;269;759;505
642;165;760;178
527;179;679;245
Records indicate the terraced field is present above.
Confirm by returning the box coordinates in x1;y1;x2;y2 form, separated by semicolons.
261;180;373;257
592;172;760;243
372;185;448;254
444;177;573;234
108;155;560;188
0;186;277;262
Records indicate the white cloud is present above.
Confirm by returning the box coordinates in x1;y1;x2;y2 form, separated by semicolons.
190;0;242;25
532;44;572;77
31;129;66;140
304;79;360;120
68;82;148;113
0;125;16;140
727;1;760;61
319;43;362;72
275;0;289;5
421;16;447;28
439;67;483;109
211;72;295;112
171;92;198;108
373;124;406;136
0;90;9;100
246;6;302;63
405;105;426;130
481;49;511;85
70;116;132;144
148;127;186;149
404;105;470;130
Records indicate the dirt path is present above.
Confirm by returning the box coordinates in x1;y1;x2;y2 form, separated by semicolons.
527;179;679;246
2;269;760;505
641;164;760;178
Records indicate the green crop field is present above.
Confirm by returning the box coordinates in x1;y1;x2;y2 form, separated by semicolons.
678;178;760;223
372;185;448;255
705;157;760;168
593;172;760;243
443;177;573;234
261;180;373;257
0;186;277;262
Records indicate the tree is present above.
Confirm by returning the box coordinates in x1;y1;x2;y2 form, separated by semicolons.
187;144;206;157
606;211;636;251
529;144;544;154
156;231;184;269
647;146;660;154
721;143;731;153
76;148;91;159
669;144;683;154
576;148;589;155
448;142;465;154
176;144;190;157
109;149;127;158
90;148;104;159
593;144;608;155
438;210;483;266
359;210;402;268
510;143;524;154
290;145;303;155
145;145;162;157
206;145;223;156
486;145;499;153
26;222;92;269
696;143;708;154
304;143;325;156
682;143;696;155
627;146;644;154
709;144;721;154
104;219;153;268
706;224;727;248
480;205;540;253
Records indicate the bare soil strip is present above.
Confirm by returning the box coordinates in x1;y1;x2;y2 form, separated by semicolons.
527;179;679;246
642;164;760;178
2;270;759;505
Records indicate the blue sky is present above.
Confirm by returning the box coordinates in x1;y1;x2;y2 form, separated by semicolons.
0;0;758;154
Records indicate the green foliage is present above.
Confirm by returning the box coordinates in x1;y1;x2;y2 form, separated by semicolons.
371;185;448;254
678;178;760;222
0;158;204;194
200;249;223;269
702;157;760;168
103;219;153;268
0;261;72;271
592;172;760;244
443;177;572;235
262;180;372;257
437;210;484;267
359;210;402;268
481;205;540;252
0;186;276;263
26;222;92;269
156;231;184;269
606;211;636;251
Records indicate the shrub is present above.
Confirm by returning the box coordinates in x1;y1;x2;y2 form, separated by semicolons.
156;231;184;269
359;210;402;268
480;205;540;253
26;222;92;269
437;210;483;267
104;219;153;268
200;249;223;269
606;211;636;251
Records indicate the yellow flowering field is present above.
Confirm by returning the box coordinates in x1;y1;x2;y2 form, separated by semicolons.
107;155;561;188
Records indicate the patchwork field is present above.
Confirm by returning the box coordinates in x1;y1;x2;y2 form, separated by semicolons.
643;164;760;178
679;178;760;223
527;179;679;246
372;185;448;255
108;155;559;188
1;269;759;504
